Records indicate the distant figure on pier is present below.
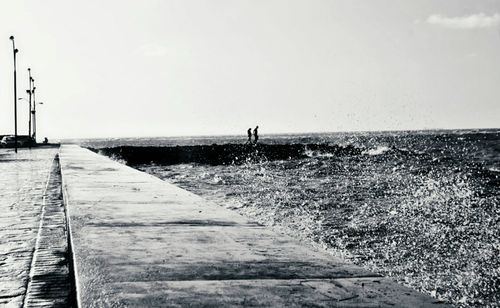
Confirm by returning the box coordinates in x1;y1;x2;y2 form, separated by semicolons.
247;128;252;144
253;126;259;144
43;137;48;144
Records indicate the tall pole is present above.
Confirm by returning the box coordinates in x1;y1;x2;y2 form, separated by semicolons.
32;83;37;143
33;103;43;145
9;36;18;153
28;68;32;145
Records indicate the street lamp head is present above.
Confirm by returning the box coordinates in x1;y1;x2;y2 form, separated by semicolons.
9;35;14;40
28;68;31;71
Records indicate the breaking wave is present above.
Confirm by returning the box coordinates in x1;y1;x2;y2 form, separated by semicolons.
363;145;390;156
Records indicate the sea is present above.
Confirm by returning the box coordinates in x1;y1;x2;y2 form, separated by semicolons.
76;129;500;307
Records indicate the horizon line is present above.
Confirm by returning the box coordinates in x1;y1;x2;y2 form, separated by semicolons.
55;126;500;141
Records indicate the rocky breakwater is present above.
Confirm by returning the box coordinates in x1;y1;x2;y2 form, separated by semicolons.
91;143;362;166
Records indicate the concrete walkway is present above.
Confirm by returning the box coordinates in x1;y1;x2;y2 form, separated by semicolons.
59;145;448;307
0;147;64;307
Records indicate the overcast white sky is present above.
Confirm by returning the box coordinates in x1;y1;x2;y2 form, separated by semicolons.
1;0;499;139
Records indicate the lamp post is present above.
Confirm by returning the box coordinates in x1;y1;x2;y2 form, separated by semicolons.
28;68;32;145
31;77;35;138
9;36;18;152
33;101;43;144
25;89;31;147
32;82;36;143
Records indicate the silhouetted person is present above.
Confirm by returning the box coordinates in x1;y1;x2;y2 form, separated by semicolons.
43;137;48;144
247;128;252;143
253;126;259;143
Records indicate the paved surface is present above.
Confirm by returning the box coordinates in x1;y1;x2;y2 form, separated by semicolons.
24;155;73;307
0;147;62;307
60;145;449;307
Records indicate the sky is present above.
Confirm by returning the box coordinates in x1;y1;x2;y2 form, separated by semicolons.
0;0;499;139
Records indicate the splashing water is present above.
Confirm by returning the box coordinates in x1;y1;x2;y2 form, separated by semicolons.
90;129;499;307
363;145;390;156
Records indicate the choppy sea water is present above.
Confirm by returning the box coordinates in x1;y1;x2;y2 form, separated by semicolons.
79;129;500;307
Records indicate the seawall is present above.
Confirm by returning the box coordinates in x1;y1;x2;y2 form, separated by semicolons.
59;145;449;307
92;143;363;165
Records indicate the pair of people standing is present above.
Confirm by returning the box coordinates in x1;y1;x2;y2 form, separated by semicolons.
247;126;259;144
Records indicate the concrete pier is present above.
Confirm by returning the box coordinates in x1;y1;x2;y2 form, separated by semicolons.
59;145;448;307
0;147;71;307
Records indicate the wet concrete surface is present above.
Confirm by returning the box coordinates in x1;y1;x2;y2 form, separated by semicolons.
60;145;449;307
0;147;60;307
